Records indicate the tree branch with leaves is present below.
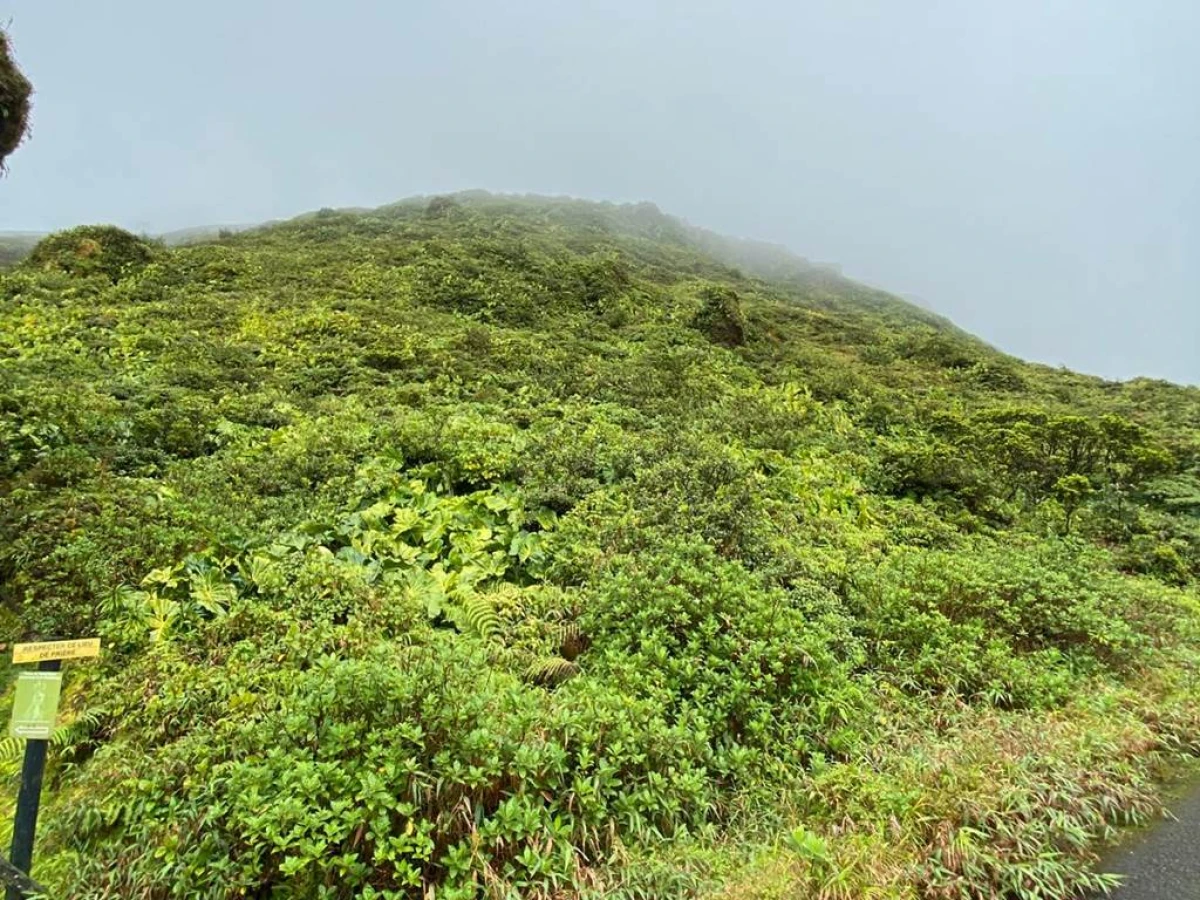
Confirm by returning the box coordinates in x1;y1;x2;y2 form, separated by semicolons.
1;28;33;170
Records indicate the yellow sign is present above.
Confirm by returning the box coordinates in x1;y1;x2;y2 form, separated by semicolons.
12;638;101;664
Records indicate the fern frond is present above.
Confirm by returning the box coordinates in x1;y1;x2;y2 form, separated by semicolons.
527;656;579;686
0;736;24;763
557;620;589;660
458;594;502;642
0;710;101;763
50;711;100;750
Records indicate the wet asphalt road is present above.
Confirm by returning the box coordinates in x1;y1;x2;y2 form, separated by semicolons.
1099;782;1200;899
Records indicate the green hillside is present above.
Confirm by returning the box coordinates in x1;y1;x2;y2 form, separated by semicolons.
1;193;1198;899
1;225;256;268
0;233;42;268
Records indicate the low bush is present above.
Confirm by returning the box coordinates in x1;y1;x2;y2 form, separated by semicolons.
25;225;157;283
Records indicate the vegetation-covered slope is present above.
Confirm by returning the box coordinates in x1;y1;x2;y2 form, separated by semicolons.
1;193;1198;899
0;233;41;268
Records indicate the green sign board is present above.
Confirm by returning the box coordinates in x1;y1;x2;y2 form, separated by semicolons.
8;671;62;740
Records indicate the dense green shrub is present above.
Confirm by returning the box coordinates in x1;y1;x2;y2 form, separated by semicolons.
522;405;644;511
51;629;716;898
581;538;863;767
25;225;157;283
966;359;1027;391
900;332;978;369
1119;534;1192;585
876;431;997;514
690;283;746;347
850;540;1191;706
425;195;462;218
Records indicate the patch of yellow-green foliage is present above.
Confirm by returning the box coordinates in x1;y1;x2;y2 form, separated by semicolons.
0;193;1198;899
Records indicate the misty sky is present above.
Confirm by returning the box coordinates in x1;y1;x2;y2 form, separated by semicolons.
3;0;1197;384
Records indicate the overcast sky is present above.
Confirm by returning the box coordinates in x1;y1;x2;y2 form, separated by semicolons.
3;0;1197;384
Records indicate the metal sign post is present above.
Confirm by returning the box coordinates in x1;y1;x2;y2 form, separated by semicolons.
7;659;59;900
4;638;100;899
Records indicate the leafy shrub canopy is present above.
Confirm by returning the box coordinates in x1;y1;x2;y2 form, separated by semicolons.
25;225;157;283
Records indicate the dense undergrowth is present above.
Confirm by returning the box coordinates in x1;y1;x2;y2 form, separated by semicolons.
1;192;1198;899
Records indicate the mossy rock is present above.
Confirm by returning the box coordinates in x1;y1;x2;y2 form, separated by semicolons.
0;30;33;168
691;283;747;347
26;226;157;283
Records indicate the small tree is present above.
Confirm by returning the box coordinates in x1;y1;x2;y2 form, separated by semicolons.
691;283;746;348
1053;473;1093;535
0;29;33;170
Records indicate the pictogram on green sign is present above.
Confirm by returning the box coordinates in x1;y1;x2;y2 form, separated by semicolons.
8;671;62;740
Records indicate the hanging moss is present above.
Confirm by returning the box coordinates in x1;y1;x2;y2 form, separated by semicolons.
0;30;32;169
